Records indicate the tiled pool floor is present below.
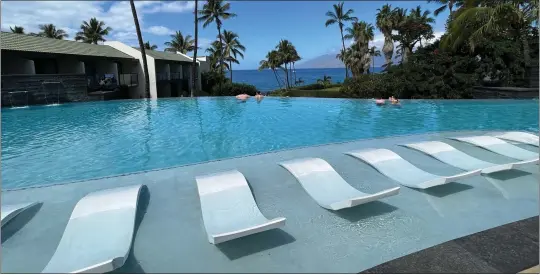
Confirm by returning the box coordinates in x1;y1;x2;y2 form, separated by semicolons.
2;130;539;273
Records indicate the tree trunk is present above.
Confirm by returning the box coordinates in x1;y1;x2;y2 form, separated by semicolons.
340;25;349;78
130;0;150;98
190;0;198;97
283;63;290;89
521;32;531;67
402;46;412;64
217;25;224;93
382;34;394;69
229;60;233;81
292;62;297;85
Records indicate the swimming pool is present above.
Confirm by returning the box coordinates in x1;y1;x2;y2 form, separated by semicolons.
2;98;538;189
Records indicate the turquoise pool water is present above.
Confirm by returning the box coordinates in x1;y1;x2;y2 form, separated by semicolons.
2;98;538;189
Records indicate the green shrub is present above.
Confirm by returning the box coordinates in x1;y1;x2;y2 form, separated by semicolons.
295;83;326;90
211;82;258;96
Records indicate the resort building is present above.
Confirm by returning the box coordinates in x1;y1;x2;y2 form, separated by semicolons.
1;32;207;107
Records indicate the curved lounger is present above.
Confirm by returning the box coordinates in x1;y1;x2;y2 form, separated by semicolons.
279;158;400;210
345;149;481;189
42;184;144;274
1;202;40;227
492;131;539;147
403;141;538;174
196;170;286;245
450;136;539;161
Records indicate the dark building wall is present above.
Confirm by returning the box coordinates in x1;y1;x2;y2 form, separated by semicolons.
2;74;90;107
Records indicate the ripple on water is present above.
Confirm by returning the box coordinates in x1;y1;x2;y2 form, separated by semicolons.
2;98;538;188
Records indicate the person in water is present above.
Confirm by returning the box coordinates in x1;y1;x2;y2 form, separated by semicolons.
235;93;250;101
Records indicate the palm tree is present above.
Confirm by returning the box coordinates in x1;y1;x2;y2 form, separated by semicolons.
344;21;374;76
206;40;229;72
317;75;332;87
368;46;381;74
130;0;150;98
442;0;538;66
427;0;464;16
144;41;158;50
191;0;199;97
10;26;24;34
325;2;357;78
276;39;296;89
38;24;68;39
392;7;434;63
198;0;237;92
376;4;397;68
291;49;301;86
258;50;284;90
220;30;245;82
75;18;112;44
164;31;195;54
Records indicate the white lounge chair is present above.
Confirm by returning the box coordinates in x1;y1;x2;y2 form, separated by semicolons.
345;148;481;189
1;202;40;227
42;184;144;274
492;131;539;147
196;170;286;245
403;141;538;174
279;158;400;210
450;136;539;161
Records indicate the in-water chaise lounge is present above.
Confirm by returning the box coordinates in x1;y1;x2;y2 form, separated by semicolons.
196;170;286;245
1;202;40;227
450;136;539;161
42;184;144;274
402;141;538;174
279;157;400;210
345;148;481;189
491;131;539;147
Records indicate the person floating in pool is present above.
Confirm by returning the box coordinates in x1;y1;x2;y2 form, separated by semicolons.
375;98;386;105
236;93;250;102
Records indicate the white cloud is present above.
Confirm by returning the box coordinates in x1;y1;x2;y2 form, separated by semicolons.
146;26;174;36
145;1;195;14
198;38;214;49
1;1;192;44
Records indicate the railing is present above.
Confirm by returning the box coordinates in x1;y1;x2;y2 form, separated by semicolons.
119;73;139;87
156;72;169;81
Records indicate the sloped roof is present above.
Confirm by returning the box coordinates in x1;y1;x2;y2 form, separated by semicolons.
1;32;135;59
134;48;192;62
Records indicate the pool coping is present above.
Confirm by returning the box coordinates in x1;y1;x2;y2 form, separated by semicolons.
4;128;537;192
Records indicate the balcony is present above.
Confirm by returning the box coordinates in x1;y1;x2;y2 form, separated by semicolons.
119;73;139;87
170;72;182;81
156;72;169;81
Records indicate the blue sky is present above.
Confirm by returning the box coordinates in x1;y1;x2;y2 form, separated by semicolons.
2;1;449;70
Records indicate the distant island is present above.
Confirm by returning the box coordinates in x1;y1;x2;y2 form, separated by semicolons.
295;52;396;69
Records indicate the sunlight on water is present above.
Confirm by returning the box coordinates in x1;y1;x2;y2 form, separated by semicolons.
2;98;538;189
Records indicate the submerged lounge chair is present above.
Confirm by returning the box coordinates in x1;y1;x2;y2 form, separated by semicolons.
196;170;286;245
42;184;144;274
403;141;537;174
492;131;539;147
1;202;40;227
279;157;400;210
450;136;539;161
345;148;481;189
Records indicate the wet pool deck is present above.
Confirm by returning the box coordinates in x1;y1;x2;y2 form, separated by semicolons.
2;130;539;273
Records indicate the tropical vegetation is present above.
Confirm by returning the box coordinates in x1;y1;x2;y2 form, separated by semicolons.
10;26;25;34
325;2;357;78
75;18;112;44
37;24;68;40
144;41;158;50
164;31;195;54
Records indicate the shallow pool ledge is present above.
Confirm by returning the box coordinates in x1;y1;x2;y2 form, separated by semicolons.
2;130;539;273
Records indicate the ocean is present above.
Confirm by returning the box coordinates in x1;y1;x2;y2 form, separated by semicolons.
231;67;384;92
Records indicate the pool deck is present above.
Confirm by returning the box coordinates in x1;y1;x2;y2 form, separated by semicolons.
2;130;539;273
